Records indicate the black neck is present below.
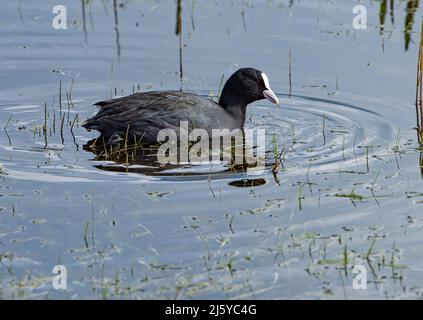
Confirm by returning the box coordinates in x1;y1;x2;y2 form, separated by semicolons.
219;89;248;126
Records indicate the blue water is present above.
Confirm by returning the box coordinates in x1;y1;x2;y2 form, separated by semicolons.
0;0;422;299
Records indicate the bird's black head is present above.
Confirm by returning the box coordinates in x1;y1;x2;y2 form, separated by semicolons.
219;67;279;111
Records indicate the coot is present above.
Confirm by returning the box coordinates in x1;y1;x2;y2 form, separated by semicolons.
83;67;279;144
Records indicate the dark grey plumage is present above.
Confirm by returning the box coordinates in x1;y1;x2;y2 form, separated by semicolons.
83;91;240;144
82;68;279;145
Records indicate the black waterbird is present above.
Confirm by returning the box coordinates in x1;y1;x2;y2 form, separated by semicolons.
82;67;279;144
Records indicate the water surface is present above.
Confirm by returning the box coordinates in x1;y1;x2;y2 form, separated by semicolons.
0;0;423;299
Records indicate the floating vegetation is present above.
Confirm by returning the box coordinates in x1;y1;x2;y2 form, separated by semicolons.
335;189;364;201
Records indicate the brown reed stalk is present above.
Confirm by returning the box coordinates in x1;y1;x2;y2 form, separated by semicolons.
289;50;292;98
176;0;183;91
416;20;423;143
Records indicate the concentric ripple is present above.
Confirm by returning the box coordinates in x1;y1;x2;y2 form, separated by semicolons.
249;93;396;175
0;93;399;184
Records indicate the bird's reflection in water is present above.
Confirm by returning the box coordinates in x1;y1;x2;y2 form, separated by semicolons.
228;178;267;188
83;136;272;187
